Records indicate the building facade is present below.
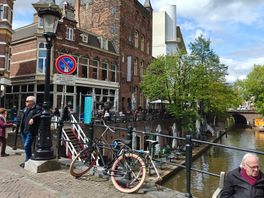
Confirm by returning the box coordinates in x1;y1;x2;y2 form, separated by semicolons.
75;0;153;113
9;3;119;114
152;4;186;57
0;0;14;105
7;0;153;115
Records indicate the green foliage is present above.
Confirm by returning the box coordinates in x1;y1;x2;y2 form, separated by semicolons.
141;36;239;135
240;65;264;116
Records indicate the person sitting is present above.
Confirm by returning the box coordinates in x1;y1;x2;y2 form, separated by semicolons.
221;153;264;197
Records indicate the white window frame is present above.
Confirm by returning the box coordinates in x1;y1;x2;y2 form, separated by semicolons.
38;17;43;28
141;35;145;51
140;60;144;78
134;57;138;76
81;34;88;43
66;27;74;41
37;42;47;74
90;60;99;79
0;5;3;20
99;37;108;50
80;57;89;78
134;31;139;48
102;62;108;81
110;63;116;82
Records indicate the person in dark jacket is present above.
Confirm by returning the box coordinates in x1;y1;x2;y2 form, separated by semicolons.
19;96;42;166
221;153;264;198
0;108;15;157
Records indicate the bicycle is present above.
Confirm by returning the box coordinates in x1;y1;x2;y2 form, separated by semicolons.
133;139;162;181
69;120;147;193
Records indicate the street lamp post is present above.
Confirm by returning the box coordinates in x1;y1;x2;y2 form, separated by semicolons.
33;0;61;160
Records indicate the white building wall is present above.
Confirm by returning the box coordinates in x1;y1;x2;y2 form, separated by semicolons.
152;5;178;57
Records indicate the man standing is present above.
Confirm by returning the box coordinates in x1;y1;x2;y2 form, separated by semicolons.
221;153;264;197
19;96;42;167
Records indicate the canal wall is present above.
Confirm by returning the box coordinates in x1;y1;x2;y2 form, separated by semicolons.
157;130;227;185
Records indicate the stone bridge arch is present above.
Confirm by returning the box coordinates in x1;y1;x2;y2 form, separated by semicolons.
228;110;261;126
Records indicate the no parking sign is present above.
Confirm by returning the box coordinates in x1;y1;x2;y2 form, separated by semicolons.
55;54;77;74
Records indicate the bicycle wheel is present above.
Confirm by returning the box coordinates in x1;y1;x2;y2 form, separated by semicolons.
111;153;146;193
69;147;98;177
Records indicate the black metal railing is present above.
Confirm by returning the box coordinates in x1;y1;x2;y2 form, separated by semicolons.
50;118;264;198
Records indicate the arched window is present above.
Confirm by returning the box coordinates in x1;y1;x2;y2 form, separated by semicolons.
134;31;139;48
141;35;145;51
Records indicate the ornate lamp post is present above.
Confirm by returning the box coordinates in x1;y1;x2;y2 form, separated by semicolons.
33;0;61;160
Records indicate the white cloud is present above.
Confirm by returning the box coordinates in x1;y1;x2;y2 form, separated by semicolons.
221;57;264;83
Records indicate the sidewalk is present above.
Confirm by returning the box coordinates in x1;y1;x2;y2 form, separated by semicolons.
0;146;186;198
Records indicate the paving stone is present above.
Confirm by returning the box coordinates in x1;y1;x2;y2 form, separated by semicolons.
0;146;187;198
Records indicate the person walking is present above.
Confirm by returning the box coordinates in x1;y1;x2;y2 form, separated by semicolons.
19;96;42;167
221;153;264;197
0;108;15;157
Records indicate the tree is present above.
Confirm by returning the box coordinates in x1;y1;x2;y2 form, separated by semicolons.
141;36;238;136
240;65;264;115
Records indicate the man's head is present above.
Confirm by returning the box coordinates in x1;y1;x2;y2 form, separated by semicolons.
25;96;36;108
241;153;260;178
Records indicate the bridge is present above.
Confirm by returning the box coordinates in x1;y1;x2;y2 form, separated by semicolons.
227;110;261;126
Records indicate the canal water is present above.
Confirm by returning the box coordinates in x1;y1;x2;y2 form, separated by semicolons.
163;128;264;198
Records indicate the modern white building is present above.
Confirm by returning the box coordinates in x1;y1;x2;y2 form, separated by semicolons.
152;5;185;57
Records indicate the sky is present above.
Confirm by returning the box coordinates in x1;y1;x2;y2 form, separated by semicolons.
13;0;264;83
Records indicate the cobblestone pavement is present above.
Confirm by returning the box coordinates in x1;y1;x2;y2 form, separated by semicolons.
0;146;186;198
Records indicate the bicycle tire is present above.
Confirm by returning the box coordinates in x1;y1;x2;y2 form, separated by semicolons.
69;147;98;177
111;153;146;193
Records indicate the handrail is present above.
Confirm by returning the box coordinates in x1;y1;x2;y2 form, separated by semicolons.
70;114;89;145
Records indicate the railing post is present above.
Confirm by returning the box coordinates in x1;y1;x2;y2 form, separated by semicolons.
56;118;64;159
185;135;193;198
126;126;133;148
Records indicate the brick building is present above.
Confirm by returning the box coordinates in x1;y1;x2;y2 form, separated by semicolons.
8;0;186;116
8;2;119;113
0;0;14;105
73;0;153;113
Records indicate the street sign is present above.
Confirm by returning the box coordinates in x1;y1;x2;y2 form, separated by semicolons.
53;74;76;85
55;54;77;74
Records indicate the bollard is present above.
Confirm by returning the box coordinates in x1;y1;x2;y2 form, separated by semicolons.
185;135;193;198
87;122;94;147
12;121;20;150
126;126;133;149
56;118;64;159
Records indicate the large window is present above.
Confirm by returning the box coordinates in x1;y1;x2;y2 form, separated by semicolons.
140;60;144;78
66;27;74;41
102;62;108;81
37;42;47;74
90;60;99;79
141;35;145;51
38;17;43;28
0;5;12;23
80;57;89;78
134;31;139;48
133;57;138;76
110;64;116;82
0;5;4;19
147;41;150;55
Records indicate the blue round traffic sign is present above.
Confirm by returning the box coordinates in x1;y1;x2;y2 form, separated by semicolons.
55;54;77;74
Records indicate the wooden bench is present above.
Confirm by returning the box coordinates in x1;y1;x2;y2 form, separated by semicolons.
212;171;225;198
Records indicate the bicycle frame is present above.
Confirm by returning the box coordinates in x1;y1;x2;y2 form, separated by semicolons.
134;149;162;180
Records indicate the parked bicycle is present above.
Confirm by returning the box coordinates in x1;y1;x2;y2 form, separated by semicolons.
69;120;147;193
133;139;162;181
